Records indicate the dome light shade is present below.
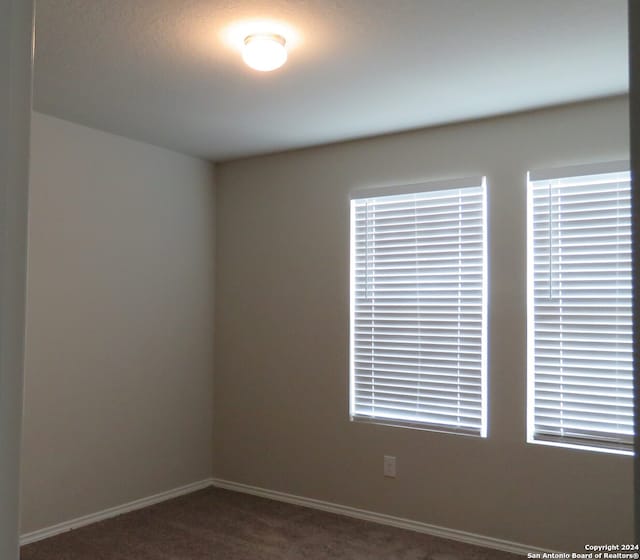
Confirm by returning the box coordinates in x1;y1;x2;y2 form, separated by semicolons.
242;33;287;72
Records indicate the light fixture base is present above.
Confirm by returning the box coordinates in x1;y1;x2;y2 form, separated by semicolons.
244;33;286;47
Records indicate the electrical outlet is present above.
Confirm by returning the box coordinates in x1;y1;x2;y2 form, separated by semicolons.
383;455;396;478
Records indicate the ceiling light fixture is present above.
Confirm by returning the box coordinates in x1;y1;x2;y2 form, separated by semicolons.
242;33;287;72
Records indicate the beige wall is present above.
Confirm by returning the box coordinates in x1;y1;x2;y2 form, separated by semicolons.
21;113;215;534
213;96;632;552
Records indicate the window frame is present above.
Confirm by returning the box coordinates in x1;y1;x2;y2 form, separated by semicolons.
526;160;634;456
349;176;488;437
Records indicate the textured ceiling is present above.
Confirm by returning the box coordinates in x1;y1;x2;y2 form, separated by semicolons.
33;0;628;161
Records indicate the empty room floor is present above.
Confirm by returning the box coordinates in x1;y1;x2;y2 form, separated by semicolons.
20;488;521;559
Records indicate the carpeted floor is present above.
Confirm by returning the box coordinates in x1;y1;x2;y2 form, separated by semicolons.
21;487;521;559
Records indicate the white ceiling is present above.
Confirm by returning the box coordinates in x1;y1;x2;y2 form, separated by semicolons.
33;0;629;161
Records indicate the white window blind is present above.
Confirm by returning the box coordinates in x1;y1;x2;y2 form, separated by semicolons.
527;162;633;454
349;177;487;436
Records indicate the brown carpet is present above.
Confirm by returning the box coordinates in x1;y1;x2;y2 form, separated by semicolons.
21;487;521;559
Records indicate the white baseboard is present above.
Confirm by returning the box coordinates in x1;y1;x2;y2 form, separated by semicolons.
21;476;544;556
20;478;212;546
211;477;537;557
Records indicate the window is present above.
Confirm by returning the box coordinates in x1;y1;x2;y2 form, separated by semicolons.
527;162;633;454
349;177;487;436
